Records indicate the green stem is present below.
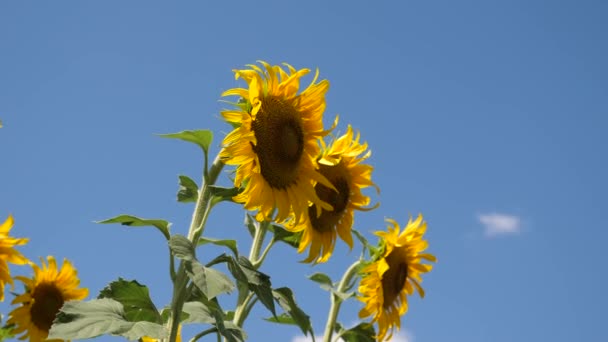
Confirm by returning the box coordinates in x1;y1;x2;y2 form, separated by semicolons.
322;260;362;342
249;220;268;264
253;237;275;269
233;291;255;328
168;153;225;342
189;327;218;342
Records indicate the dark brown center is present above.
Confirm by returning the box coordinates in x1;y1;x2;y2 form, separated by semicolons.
381;250;409;308
30;283;65;331
308;165;350;232
251;97;304;189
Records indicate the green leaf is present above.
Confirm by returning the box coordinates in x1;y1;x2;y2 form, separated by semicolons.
98;278;161;323
244;214;257;237
338;322;376;342
0;325;14;341
198;237;239;257
307;272;334;291
169;235;196;261
177;175;199;203
272;287;312;336
269;224;301;248
209;185;240;205
352;228;378;256
159;130;213;155
187;260;235;299
227;257;275;317
181;302;215;324
264;312;297;325
97;215;171;240
48;299;167;340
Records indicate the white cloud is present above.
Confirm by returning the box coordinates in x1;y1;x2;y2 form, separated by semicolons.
291;330;413;342
478;213;521;238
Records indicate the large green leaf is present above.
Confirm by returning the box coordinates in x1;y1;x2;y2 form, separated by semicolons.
48;299;167;341
159;130;213;155
227;257;275;317
187;260;235;299
169;234;196;261
98;278;161;323
177;175;199;203
169;236;235;299
198;237;239;257
97;215;171;240
181;302;215;324
272;287;312;336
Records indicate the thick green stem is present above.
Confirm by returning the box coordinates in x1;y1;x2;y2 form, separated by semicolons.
322;260;362;342
233;291;255;328
167;153;225;342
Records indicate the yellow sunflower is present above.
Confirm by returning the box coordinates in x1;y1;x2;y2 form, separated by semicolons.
8;256;88;342
220;61;337;223
0;214;30;302
286;125;378;263
358;215;436;341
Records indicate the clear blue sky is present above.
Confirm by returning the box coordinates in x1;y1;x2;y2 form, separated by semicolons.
1;1;607;341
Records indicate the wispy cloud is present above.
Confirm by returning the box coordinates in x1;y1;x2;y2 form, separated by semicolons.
291;330;413;342
478;213;521;238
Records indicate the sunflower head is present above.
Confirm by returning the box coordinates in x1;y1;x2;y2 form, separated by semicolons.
358;215;436;341
220;61;337;224
0;214;30;302
8;256;88;342
286;125;378;263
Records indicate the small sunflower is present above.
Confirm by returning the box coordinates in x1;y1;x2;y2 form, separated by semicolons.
358;215;436;341
0;214;30;302
8;256;88;342
220;61;337;223
287;125;378;263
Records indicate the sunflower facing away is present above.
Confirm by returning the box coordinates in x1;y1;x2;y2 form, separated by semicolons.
286;125;378;263
0;214;30;302
358;215;436;341
220;61;337;223
8;256;88;342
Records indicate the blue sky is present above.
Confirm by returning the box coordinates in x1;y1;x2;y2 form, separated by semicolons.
1;1;607;341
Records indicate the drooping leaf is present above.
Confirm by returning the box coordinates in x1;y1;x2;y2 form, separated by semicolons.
269;224;301;248
338;322;376;342
48;299;167;341
264;313;297;325
187;260;235;299
98;278;161;323
181;302;215;324
159;130;213;155
198;237;239;257
97;215;170;240
169;235;196;261
244;214;257;237
352;228;378;256
272;287;312;336
177;175;199;203
227;257;275;317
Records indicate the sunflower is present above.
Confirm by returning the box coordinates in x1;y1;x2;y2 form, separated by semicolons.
358;215;436;341
220;61;337;223
286;125;378;263
0;214;30;302
8;256;88;342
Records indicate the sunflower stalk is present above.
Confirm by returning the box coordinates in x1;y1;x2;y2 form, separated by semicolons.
322;260;362;342
233;218;271;330
168;153;225;342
